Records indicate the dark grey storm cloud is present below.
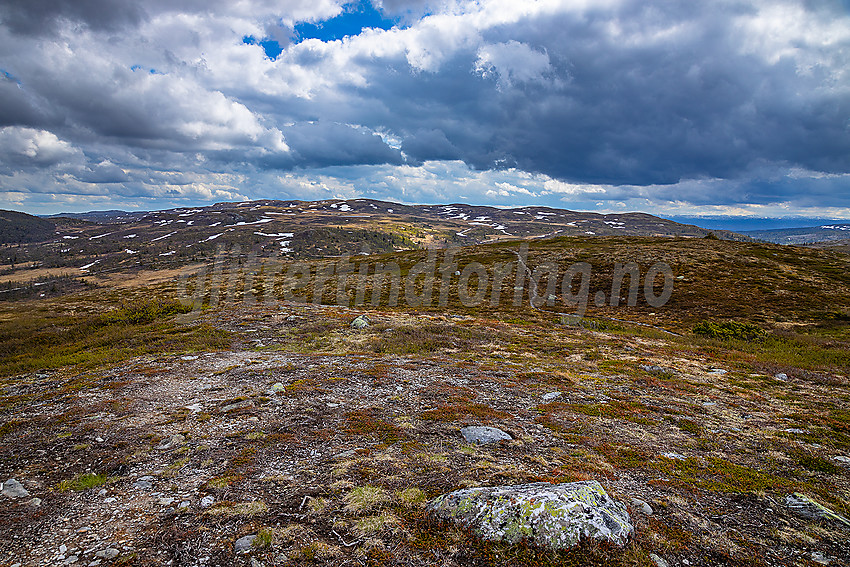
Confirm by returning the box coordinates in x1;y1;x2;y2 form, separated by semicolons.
0;0;848;215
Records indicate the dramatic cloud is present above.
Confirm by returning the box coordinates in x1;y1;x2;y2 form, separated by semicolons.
0;0;848;217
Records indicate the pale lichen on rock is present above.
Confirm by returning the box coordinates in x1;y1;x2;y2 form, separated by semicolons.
426;480;633;549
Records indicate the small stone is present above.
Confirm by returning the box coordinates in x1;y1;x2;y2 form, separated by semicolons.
158;434;185;450
234;534;256;554
181;355;198;361
682;560;691;566
221;401;250;412
785;493;850;528
661;452;686;461
95;548;120;560
639;364;668;374
159;497;175;506
28;497;42;507
2;478;30;499
460;426;512;445
60;544;68;554
649;553;669;567
178;500;190;509
95;437;104;443
350;314;370;329
98;489;107;496
708;368;727;375
774;372;788;381
812;552;831;565
542;391;562;402
784;428;806;434
250;559;264;567
630;497;653;515
103;497;116;503
832;456;850;466
270;382;285;394
65;555;78;564
200;495;215;508
132;476;154;490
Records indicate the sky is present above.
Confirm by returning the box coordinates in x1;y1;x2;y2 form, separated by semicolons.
0;0;848;222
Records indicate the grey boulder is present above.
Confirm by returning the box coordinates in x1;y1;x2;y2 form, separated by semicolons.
350;314;370;329
427;480;633;549
785;493;850;528
235;534;256;554
460;426;511;445
1;478;30;499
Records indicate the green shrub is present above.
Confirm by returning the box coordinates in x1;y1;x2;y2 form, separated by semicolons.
693;320;767;342
100;299;192;325
57;472;109;491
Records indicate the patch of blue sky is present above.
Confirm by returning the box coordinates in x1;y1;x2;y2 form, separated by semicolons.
294;0;402;43
1;68;21;84
130;65;162;74
242;36;284;60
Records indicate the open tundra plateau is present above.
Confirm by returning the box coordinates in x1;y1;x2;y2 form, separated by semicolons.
0;202;849;567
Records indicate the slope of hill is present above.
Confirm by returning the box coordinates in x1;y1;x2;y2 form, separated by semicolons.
0;235;848;566
0;209;56;244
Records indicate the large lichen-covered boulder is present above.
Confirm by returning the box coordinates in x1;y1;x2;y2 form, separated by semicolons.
426;481;633;549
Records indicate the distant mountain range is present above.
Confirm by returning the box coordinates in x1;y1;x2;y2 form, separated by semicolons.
743;224;850;245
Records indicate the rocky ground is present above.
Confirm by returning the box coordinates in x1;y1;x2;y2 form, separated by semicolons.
1;299;849;566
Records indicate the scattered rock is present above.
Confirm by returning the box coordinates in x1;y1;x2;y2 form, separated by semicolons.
181;355;198;361
774;372;788;381
460;426;512;445
661;452;687;461
630;497;653;515
811;551;831;565
1;478;30;499
132;476;154;490
427;481;633;549
784;428;806;434
785;493;850;528
350;314;371;329
708;368;727;375
269;382;285;394
251;559;265;567
234;534;256;554
833;456;850;467
200;495;215;508
95;548;120;560
157;434;185;450
639;365;671;374
28;497;42;507
542;391;562;402
221;400;251;412
649;553;670;567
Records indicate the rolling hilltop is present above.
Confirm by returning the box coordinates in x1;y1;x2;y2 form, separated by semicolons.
1;199;743;282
